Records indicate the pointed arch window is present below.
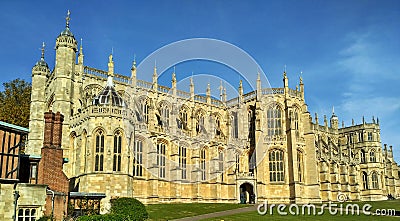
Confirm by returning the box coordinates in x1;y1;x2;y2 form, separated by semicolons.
269;149;284;182
267;105;282;136
140;99;149;124
113;131;122;172
297;150;304;182
369;149;376;163
200;148;207;181
215;116;222;137
178;107;189;130
133;139;143;177
160;105;170;128
362;171;368;189
179;146;187;179
157;142;166;178
371;172;379;189
94;130;105;171
196;113;206;134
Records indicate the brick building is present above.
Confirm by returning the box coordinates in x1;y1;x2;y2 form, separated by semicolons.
0;112;69;221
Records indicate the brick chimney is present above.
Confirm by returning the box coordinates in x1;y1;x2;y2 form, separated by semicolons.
37;111;69;220
38;111;68;192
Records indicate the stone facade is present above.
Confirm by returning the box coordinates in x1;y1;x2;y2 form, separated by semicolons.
26;12;400;212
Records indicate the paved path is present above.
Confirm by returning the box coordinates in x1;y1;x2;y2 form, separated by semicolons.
170;205;258;221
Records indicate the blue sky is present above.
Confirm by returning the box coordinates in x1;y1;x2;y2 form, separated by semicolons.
1;0;399;161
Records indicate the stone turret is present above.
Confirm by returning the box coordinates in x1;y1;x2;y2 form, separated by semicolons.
330;106;338;130
27;43;50;155
52;10;78;150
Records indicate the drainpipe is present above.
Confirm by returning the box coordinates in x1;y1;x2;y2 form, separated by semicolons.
47;188;55;219
13;183;20;221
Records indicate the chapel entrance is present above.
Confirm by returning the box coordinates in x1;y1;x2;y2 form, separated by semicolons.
239;182;255;204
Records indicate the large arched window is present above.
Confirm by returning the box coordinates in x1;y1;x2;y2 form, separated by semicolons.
269;149;284;182
297;150;304;182
369;149;376;163
133;139;143;177
200;148;207;181
362;171;368;189
94;130;105;171
371;172;379;189
179;146;187;180
157;142;166;178
113;130;122;172
267;105;282;136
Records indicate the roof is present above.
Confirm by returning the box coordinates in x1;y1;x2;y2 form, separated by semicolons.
69;192;106;199
93;85;125;107
0;121;29;133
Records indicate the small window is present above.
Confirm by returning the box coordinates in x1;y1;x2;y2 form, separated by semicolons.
360;150;366;163
362;172;368;190
133;139;143;177
358;132;363;142
297;151;304;182
113;131;122;172
371;172;379;189
18;208;36;221
94;130;105;171
200;148;207;181
369;150;376;163
368;132;373;141
157;142;166;178
179;146;187;180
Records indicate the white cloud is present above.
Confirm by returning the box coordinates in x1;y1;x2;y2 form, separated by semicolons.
336;29;400;162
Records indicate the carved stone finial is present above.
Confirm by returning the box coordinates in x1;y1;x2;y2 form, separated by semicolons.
41;42;45;60
66;10;71;28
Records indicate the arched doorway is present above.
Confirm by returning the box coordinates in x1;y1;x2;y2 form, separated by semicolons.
239;183;255;204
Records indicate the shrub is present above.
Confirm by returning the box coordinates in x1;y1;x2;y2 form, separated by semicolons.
77;197;148;221
110;197;148;221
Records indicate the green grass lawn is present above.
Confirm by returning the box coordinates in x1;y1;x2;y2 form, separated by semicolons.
146;203;250;221
200;200;400;221
200;211;399;221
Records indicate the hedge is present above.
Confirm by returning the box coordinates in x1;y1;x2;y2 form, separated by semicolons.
77;197;148;221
